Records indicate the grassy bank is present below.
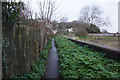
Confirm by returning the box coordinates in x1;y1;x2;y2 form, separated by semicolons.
64;35;119;49
55;36;120;79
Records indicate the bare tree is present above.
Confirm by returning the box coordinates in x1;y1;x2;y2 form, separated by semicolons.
79;5;111;27
21;1;34;26
38;0;57;24
35;12;39;19
22;1;33;19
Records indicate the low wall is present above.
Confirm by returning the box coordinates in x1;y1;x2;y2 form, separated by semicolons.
2;25;50;78
68;38;120;62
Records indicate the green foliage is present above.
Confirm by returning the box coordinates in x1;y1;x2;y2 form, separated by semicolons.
14;38;52;79
2;2;24;77
2;2;24;31
2;38;10;77
55;36;120;79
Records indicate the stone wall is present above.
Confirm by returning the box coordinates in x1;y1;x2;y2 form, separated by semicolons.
2;25;50;78
68;38;120;63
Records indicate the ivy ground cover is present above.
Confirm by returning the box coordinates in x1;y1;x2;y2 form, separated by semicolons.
55;36;120;79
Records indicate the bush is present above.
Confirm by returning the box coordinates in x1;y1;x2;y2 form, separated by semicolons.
86;24;101;33
75;28;88;37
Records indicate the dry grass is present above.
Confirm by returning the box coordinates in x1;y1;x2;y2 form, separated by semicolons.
64;35;119;50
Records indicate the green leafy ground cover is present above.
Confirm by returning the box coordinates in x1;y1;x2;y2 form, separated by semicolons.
55;36;120;79
14;38;52;79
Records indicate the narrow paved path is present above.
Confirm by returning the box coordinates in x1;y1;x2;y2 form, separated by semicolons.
45;38;60;78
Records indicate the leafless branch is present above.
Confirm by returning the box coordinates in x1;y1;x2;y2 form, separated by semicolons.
79;5;111;27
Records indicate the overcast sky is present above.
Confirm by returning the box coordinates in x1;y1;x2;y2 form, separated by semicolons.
22;0;119;33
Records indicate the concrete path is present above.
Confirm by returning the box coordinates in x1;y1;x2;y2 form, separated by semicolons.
45;38;60;78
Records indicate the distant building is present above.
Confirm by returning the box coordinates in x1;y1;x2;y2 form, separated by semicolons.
66;28;73;33
53;30;57;34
